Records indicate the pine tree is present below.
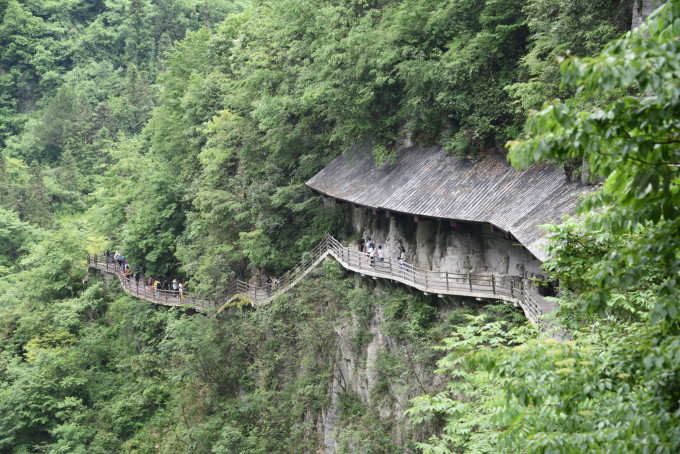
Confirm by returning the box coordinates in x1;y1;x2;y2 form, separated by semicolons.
21;162;52;227
58;149;81;193
0;154;8;208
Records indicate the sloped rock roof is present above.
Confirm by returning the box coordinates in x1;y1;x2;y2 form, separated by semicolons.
306;145;595;261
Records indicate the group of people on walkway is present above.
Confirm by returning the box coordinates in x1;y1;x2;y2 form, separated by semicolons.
265;276;281;296
357;237;408;270
104;250;186;300
147;277;185;300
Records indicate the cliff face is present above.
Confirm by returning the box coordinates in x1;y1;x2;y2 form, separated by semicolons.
213;260;498;453
632;0;666;30
310;271;444;453
316;279;458;453
346;205;545;281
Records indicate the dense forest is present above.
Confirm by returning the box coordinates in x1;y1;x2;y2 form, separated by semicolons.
1;0;678;452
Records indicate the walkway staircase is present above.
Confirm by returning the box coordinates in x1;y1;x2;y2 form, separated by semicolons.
88;235;552;326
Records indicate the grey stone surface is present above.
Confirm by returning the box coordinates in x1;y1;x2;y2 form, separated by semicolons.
632;0;665;30
348;206;545;279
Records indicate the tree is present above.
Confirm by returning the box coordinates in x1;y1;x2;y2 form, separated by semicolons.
0;206;36;269
21;162;52;227
409;3;680;452
499;0;680;450
507;0;679;322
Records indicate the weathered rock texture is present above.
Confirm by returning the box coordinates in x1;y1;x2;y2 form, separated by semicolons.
632;0;666;30
315;277;455;453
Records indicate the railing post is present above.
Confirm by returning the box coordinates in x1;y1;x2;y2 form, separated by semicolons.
425;272;428;289
510;278;514;298
94;254;97;268
468;273;472;292
446;271;449;291
492;275;495;294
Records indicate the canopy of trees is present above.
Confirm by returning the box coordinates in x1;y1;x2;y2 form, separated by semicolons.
2;0;679;452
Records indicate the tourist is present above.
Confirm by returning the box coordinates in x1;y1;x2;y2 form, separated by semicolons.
358;238;365;252
377;245;384;263
366;237;373;251
178;283;185;300
398;246;407;271
265;276;272;296
162;278;169;291
368;244;375;267
154;279;161;297
172;279;179;297
134;265;141;284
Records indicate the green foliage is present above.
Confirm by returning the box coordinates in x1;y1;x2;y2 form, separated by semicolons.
1;0;672;452
540;219;659;328
406;3;680;452
506;0;632;112
406;305;535;453
0;206;36;271
508;1;680;322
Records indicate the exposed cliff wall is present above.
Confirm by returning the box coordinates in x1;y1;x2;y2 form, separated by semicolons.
343;205;547;287
203;259;515;453
632;0;666;30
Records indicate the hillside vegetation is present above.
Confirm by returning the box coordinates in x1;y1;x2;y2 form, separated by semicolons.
1;0;679;452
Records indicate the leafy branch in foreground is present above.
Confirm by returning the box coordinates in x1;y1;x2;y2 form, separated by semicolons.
409;3;680;453
508;1;679;322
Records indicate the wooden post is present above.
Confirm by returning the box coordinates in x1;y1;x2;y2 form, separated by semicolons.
94;255;97;267
446;271;449;291
492;275;496;294
468;273;472;292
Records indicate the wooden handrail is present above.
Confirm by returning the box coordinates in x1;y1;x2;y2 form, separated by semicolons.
87;235;548;326
87;255;214;311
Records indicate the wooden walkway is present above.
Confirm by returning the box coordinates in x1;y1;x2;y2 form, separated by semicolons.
88;235;552;325
87;256;215;311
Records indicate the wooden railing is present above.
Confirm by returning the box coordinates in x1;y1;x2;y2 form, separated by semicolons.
87;255;215;310
323;236;545;325
88;235;549;325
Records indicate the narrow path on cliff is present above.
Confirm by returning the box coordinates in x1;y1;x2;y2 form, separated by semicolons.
88;235;553;326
